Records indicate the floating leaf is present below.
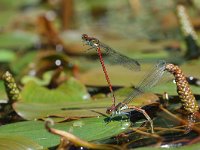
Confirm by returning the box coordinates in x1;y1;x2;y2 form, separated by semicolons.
0;49;16;62
13;77;95;120
181;61;200;78
13;100;108;120
13;94;159;121
21;78;90;103
79;64;165;86
21;71;52;86
0;135;44;150
0;11;16;28
0;31;38;49
15;69;161;121
0;0;40;10
0;81;7;101
0;117;132;148
11;51;37;75
151;80;200;95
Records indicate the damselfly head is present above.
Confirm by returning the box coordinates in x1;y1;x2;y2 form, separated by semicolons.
106;108;112;114
82;34;88;41
81;34;89;45
106;105;115;114
81;34;99;47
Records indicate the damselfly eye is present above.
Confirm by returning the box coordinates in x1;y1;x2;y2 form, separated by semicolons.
106;108;112;114
82;34;88;40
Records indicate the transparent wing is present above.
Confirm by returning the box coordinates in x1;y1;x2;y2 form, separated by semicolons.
122;60;166;105
99;42;141;71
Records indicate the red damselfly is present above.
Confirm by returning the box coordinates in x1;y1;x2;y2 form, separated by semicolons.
82;34;167;133
82;34;198;132
82;34;141;107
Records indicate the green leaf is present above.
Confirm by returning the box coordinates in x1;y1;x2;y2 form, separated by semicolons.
15;78;158;121
21;78;90;103
79;63;165;87
0;81;7;102
0;11;16;28
21;71;52;86
14;72;160;121
11;51;37;75
151;80;200;95
13;78;94;120
0;117;132;148
0;135;44;150
13;100;109;120
0;49;16;62
0;0;40;10
0;31;38;49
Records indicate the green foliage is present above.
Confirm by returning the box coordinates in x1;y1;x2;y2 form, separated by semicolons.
0;135;44;150
0;81;7;101
0;50;16;62
0;117;131;148
11;51;37;75
13;77;95;120
21;78;89;103
0;31;38;49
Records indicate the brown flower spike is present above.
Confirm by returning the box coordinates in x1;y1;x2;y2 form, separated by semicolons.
165;64;199;114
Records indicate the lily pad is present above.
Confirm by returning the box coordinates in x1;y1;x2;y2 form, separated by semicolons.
13;90;159;121
151;80;200;95
13;77;93;120
0;135;44;150
0;0;40;10
21;78;90;103
0;49;16;62
0;81;7;102
11;51;37;75
0;117;132;148
21;71;52;86
13;100;109;120
0;11;17;28
181;61;200;78
0;31;38;49
79;63;166;86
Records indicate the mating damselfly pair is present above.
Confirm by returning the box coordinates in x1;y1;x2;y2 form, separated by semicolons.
82;34;199;133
